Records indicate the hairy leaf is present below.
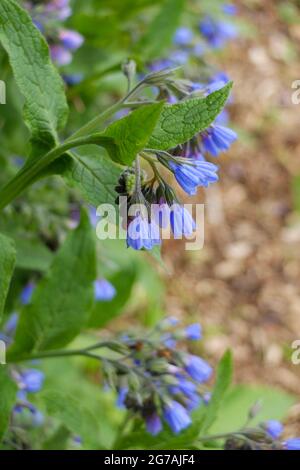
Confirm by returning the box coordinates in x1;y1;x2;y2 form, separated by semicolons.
0;233;16;322
8;211;96;359
0;0;68;157
60;147;122;207
103;102;164;164
41;390;99;449
148;83;232;150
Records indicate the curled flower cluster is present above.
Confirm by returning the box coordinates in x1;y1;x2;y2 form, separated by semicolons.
103;319;212;435
24;0;84;67
115;70;236;251
223;419;300;451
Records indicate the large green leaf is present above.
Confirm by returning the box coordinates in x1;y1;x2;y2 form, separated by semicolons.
8;211;96;359
0;233;16;321
148;83;232;150
40;390;99;449
0;367;17;441
0;0;68;157
135;0;185;61
60;147;122;207
103;102;164;164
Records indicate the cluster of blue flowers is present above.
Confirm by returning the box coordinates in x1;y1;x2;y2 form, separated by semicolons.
114;3;239;252
25;0;84;69
116;69;237;251
104;318;213;435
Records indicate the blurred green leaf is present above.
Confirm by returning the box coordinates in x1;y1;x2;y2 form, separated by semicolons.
8;210;96;359
0;0;68;158
40;390;99;449
199;350;233;435
135;0;185;61
148;83;232;150
210;384;296;435
0;233;16;321
0;367;17;441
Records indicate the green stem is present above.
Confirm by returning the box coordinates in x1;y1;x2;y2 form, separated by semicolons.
67;81;145;141
9;341;115;363
0;134;111;211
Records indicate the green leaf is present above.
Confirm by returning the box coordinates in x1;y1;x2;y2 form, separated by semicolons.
88;267;136;328
14;237;53;272
0;367;17;441
0;233;16;321
0;0;68;157
199;350;233;435
60;146;122;207
103;102;164;164
8;211;96;360
42;425;71;451
40;390;99;449
148;83;232;150
135;0;185;61
210;385;296;435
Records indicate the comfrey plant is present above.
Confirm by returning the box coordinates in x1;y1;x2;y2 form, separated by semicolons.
0;0;298;452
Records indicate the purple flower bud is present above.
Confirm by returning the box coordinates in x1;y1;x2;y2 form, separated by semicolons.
50;45;72;66
145;413;162;435
116;387;128;409
264;420;284;439
173;27;194;46
185;323;202;340
20;282;35;305
59;29;84;50
18;369;45;393
94;279;116;302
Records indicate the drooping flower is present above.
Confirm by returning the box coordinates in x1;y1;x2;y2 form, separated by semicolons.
127;215;160;251
170;204;196;238
200;125;237;157
284;438;300;450
184;355;212;383
173;27;194;46
94;279;116;302
50;44;72;66
169;160;219;195
116;387;128;409
145;413;163;436
18;369;45;394
185;323;202;341
264;420;284;440
20;282;35;305
59;29;84;50
163;400;191;434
